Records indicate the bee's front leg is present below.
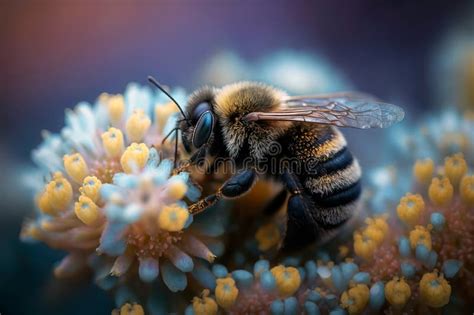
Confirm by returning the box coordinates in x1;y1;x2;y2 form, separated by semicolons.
188;168;257;215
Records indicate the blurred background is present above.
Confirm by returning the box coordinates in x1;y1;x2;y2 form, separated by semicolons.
2;1;474;314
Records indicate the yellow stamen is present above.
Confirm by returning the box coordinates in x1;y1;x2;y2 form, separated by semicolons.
384;277;411;309
126;109;151;142
45;173;73;214
119;302;145;315
413;159;434;186
80;176;102;203
107;94;125;125
158;204;189;232
428;177;453;206
155;102;179;133
74;195;100;226
101;127;125;158
192;289;218;315
215;277;239;309
396;193;425;226
63;153;89;184
409;225;432;250
341;284;370;315
270;265;301;298
444;153;468;188
419;272;451;308
120;143;149;173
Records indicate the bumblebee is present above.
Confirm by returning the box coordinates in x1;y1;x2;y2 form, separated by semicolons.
149;77;404;249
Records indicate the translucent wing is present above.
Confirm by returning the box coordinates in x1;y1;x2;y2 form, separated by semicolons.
242;93;405;129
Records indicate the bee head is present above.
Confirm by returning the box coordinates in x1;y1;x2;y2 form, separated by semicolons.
179;87;217;154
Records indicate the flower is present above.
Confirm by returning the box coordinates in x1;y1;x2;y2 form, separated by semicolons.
384;277;411;308
340;284;370;315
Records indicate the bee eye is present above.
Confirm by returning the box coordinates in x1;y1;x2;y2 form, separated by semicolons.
192;111;214;148
192;102;211;122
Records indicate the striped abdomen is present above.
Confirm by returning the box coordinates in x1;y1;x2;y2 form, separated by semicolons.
285;125;361;228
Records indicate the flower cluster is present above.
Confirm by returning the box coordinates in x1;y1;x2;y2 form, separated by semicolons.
21;83;227;311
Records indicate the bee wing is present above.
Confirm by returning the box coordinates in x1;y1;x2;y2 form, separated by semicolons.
242;93;405;129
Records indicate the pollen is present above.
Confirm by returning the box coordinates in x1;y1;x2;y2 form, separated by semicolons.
419;272;451;308
428;177;454;206
215;277;239;309
397;193;425;226
80;176;102;203
384;277;411;309
63;153;89;184
444;153;468;188
460;175;474;206
106;94;125;125
166;178;188;200
409;225;432;250
45;173;73;214
120;143;149;174
126;109;151;143
270;265;301;297
101;127;124;158
157;204;189;232
413;159;434;186
255;222;281;251
353;232;376;260
74;195;100;226
192;289;218;315
340;284;370;315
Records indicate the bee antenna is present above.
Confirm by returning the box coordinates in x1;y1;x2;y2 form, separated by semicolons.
147;75;190;125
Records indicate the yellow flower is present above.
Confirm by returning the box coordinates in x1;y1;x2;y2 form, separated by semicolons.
428;177;453;206
44;173;73;214
396;193;425;226
158;204;189;232
193;290;218;315
74;195;100;226
460;175;474;206
106;94;125;125
37;190;55;216
255;222;281;251
444;153;468;188
215;277;239;309
413;159;434;185
120;143;149;173
80;176;102;203
63;153;89;184
419;272;451;308
341;284;370;315
385;277;411;308
270;265;301;297
409;225;432;250
353;232;376;260
101;128;125;158
118;303;144;315
126;109;151;142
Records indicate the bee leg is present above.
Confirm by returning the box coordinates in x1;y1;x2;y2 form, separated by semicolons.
280;172;320;250
188;168;257;215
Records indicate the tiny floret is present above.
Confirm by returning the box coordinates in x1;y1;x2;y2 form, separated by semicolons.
409;225;432;250
126;109;151;142
193;289;218;315
340;284;370;315
101;127;125;158
80;176;102;203
444;153;467;188
157;204;190;232
428;177;453;206
63;153;89;184
419;272;451;308
270;265;301;297
74;195;100;226
215;277;239;309
460;175;474;206
397;193;425;225
120;143;149;173
384;277;411;308
413;159;434;185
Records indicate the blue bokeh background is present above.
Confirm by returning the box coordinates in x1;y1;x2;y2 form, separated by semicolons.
1;1;473;314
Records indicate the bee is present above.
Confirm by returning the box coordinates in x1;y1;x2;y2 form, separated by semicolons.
148;76;404;249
